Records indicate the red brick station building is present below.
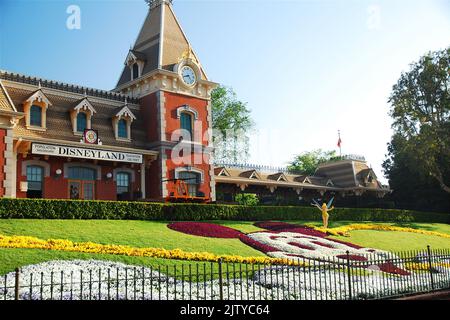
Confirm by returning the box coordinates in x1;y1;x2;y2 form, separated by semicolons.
0;0;388;204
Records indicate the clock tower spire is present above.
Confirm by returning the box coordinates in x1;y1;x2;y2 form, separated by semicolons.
115;0;217;202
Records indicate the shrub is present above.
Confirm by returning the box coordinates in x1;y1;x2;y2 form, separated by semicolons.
0;198;448;223
235;193;259;206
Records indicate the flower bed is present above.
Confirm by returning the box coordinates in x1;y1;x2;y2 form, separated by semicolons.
312;224;450;239
0;234;303;266
2;259;449;300
167;222;242;239
255;221;328;238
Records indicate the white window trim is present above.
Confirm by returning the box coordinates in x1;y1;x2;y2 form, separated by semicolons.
23;90;52;131
113;105;136;141
176;105;199;120
174;167;205;184
63;162;102;181
22;160;51;178
113;168;136;183
71;98;96;134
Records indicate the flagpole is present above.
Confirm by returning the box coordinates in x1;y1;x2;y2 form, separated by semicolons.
338;130;342;157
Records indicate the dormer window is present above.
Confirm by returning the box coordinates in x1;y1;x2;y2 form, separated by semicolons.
118;119;128;139
23;89;52;131
30;105;42;127
70;98;97;135
77;112;87;132
126;50;145;82
132;63;139;80
113;104;136;141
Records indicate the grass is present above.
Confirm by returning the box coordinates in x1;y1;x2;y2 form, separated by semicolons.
0;219;449;275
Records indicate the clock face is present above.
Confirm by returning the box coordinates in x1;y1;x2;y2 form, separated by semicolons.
84;129;98;144
180;65;197;86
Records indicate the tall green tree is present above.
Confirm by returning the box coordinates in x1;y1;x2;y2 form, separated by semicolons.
288;149;337;175
211;85;254;163
383;133;450;212
388;47;450;194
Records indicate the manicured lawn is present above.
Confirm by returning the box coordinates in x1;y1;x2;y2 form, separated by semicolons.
1;219;449;275
0;220;264;256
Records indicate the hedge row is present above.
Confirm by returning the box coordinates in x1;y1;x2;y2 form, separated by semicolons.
0;198;448;223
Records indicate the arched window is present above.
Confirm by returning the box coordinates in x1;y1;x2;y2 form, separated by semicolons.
132;63;139;80
30;105;42;127
180;112;193;140
118;119;128;139
77;112;87;133
116;172;131;199
26;165;44;198
178;171;200;197
68;167;96;181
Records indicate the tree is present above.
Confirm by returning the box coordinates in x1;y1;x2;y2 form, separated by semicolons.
382;133;450;212
211;85;254;163
388;47;450;194
288;149;337;175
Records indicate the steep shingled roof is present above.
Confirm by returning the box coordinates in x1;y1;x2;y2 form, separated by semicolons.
0;80;17;112
116;0;208;89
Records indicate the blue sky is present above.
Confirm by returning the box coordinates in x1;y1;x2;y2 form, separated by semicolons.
1;0;449;182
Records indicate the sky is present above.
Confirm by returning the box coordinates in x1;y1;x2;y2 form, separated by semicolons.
1;0;449;184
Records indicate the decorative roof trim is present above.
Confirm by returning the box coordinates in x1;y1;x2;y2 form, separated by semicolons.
217;167;231;177
115;105;137;121
1;70;137;104
25;89;52;106
0;79;18;112
73;98;97;114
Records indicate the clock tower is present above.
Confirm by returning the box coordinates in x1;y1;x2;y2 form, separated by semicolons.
114;0;218;201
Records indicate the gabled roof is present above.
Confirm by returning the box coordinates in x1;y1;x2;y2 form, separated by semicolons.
239;170;261;180
0;79;17;112
126;50;147;64
267;172;288;182
114;105;137;121
214;167;231;177
116;0;208;88
294;175;312;184
25;89;52;106
73;98;97;114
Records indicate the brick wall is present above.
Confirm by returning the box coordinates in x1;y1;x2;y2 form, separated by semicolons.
0;129;6;197
16;155;141;200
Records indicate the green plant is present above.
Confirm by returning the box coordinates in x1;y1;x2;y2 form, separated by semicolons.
235;194;259;206
0;198;448;223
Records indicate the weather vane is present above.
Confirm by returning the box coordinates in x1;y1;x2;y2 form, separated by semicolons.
145;0;173;9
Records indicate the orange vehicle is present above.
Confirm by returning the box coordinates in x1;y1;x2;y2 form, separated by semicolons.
165;179;210;203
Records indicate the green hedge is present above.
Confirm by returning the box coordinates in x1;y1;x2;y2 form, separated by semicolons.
0;198;448;223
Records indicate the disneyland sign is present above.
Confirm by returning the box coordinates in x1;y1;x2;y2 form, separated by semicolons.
31;143;143;164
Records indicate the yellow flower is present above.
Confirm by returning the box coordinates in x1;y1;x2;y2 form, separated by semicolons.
309;224;450;239
0;234;307;267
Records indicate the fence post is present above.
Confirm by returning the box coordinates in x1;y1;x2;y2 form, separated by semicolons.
426;245;435;290
346;251;352;300
14;268;20;301
218;259;224;301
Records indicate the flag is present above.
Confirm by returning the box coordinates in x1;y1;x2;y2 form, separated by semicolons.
337;137;342;148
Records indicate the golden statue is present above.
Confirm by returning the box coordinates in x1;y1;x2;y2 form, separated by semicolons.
312;198;334;229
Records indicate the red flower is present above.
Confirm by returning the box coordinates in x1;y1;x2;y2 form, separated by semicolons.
336;254;368;261
255;221;328;238
238;234;279;253
167;222;242;239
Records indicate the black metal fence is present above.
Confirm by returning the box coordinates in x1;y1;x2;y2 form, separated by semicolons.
2;247;450;300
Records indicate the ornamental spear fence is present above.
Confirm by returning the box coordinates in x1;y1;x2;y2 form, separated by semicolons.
2;246;450;301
